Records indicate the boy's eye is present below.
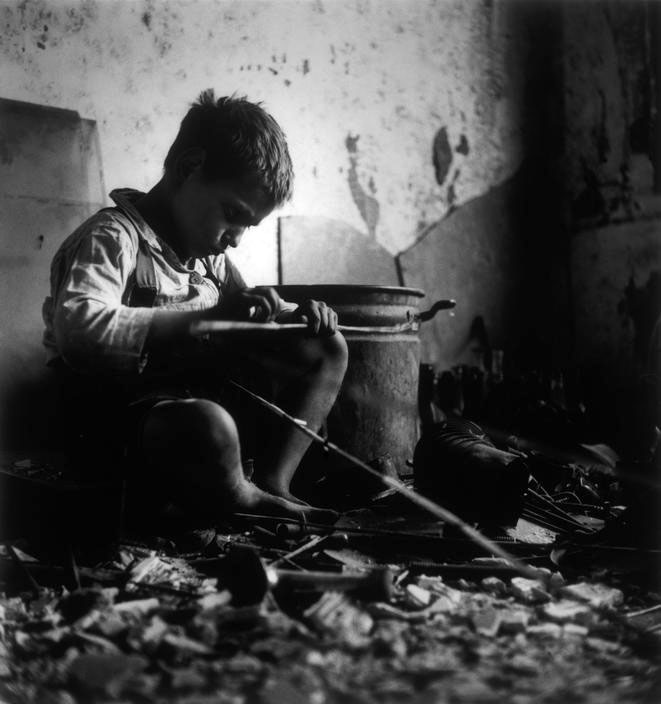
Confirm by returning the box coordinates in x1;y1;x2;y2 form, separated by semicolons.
223;205;239;221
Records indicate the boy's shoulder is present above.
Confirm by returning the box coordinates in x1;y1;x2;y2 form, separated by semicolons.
62;202;143;254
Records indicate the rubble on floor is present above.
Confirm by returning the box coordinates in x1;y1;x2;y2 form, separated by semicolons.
1;443;660;703
1;522;660;704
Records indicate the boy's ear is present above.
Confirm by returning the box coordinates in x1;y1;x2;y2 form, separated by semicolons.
174;148;206;184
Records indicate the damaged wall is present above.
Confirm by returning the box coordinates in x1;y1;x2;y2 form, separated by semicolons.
562;0;661;447
0;0;525;288
0;0;656;445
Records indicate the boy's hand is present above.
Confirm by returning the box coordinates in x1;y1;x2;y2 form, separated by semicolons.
215;286;283;322
292;299;338;336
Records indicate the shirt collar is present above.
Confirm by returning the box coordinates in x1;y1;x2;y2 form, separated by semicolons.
109;188;162;251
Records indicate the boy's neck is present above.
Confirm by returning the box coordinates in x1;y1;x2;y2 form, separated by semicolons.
135;180;191;264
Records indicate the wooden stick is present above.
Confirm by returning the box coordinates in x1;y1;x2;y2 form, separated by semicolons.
229;381;546;582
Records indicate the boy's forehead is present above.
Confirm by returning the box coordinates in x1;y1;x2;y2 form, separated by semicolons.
213;179;273;218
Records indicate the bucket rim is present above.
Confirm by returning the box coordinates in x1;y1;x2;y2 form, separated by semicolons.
274;284;426;298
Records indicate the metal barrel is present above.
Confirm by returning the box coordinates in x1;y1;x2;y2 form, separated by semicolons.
276;285;426;474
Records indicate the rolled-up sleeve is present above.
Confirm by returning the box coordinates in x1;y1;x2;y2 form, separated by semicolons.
52;223;155;374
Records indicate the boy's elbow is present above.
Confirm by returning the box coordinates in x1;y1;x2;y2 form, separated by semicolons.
56;331;97;374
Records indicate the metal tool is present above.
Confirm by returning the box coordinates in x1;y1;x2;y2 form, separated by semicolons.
189;300;456;338
220;545;392;604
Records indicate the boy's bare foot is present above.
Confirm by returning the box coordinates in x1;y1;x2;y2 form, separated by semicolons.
255;480;310;507
229;479;337;524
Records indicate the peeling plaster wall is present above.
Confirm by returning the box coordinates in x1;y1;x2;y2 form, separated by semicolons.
562;3;661;365
561;0;661;448
0;0;527;283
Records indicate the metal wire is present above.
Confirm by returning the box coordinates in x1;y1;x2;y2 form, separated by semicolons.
229;380;546;582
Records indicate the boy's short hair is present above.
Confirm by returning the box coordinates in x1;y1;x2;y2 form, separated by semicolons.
164;90;294;206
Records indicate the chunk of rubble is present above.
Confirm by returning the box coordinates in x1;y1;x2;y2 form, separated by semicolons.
197;590;232;611
533;567;565;593
585;636;625;654
471;606;502;637
499;609;530;634
540;600;594;626
113;598;159;616
510;578;551;604
560;582;624;609
481;576;507;597
507;654;539;675
526;623;563;638
421;581;465;611
564;624;589;638
304;592;374;650
406;584;433;607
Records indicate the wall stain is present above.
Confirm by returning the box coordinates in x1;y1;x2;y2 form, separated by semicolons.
302;59;310;75
141;12;152;29
432;127;453;186
345;133;380;240
456;134;470;155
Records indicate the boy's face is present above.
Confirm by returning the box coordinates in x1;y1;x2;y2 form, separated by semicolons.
171;167;274;259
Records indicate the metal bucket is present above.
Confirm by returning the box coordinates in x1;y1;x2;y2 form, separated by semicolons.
276;285;428;473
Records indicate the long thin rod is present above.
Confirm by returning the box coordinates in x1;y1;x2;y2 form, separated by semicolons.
229;380;545;581
191;320;417;336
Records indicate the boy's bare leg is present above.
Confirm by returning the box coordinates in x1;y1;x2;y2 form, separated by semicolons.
250;332;348;503
140;398;336;522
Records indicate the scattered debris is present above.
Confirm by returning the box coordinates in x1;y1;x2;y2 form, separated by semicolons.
541;600;595;626
0;500;659;704
510;577;552;604
560;582;624;609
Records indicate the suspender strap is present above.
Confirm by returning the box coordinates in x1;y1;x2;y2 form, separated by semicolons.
127;240;158;308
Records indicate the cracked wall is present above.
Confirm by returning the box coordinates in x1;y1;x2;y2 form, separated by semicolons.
0;0;527;283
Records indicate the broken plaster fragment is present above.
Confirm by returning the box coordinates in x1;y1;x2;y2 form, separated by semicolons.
499;609;530;634
526;622;563;638
304;592;374;649
510;578;551;604
471;606;502;637
197;590;232;611
113;598;159;616
541;600;594;626
560;582;624;609
406;584;433;607
481;576;507;597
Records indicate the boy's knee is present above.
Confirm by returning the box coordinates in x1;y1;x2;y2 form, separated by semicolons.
296;331;348;375
145;398;239;457
182;399;239;448
323;331;348;371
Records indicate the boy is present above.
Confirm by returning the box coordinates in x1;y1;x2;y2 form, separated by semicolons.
43;90;347;523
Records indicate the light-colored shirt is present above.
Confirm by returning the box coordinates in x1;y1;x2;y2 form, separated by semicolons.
42;188;249;374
